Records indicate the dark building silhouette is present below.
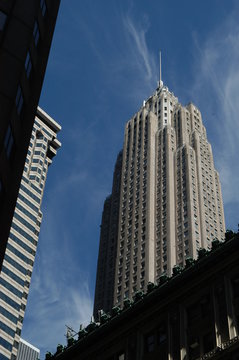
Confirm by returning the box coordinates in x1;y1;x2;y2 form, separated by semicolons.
49;232;239;360
0;0;60;274
94;151;122;317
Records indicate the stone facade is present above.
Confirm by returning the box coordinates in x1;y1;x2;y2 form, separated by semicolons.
94;82;225;313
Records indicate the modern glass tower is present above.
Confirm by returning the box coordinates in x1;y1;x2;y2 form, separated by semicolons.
0;107;61;360
94;80;225;315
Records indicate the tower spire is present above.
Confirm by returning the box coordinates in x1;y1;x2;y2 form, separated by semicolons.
159;50;163;88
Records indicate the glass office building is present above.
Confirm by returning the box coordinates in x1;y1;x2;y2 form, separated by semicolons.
0;107;61;360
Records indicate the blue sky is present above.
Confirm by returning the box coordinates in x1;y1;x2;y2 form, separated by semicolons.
21;0;239;357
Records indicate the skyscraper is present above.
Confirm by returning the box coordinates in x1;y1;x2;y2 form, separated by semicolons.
16;339;40;360
0;107;61;360
0;0;60;272
94;80;225;315
94;151;122;315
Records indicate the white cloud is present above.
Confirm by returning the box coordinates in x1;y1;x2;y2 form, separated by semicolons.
122;14;158;96
191;4;239;208
123;15;154;81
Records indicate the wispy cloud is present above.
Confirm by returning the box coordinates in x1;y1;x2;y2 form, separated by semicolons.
122;14;158;97
191;4;239;210
123;15;155;82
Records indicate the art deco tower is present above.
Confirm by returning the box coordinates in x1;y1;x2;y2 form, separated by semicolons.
0;107;61;360
94;80;225;315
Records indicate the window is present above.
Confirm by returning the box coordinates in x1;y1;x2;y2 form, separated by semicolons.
40;0;47;17
4;125;14;158
0;10;7;30
158;322;167;344
0;336;12;352
232;277;239;298
25;51;32;78
0;178;3;199
0;305;18;325
33;21;40;46
0;278;22;298
145;333;155;353
15;85;24;115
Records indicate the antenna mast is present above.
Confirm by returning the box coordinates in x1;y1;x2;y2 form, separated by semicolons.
159;51;162;84
159;50;163;88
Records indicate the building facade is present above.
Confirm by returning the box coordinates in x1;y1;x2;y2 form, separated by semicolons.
16;338;40;360
0;0;60;271
51;233;239;360
0;107;61;360
94;81;225;314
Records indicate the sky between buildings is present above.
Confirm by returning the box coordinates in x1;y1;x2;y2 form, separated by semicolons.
21;0;239;357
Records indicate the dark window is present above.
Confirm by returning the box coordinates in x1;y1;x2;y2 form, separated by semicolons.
13;340;19;349
0;277;22;298
1;265;25;287
0;305;18;325
158;326;166;343
33;21;40;46
158;322;168;359
9;232;35;255
232;277;239;298
40;0;47;17
0;179;3;202
0;335;12;352
4;125;14;158
4;254;27;275
25;51;32;78
7;242;30;264
0;10;7;30
145;333;155;353
0;291;20;311
0;320;15;337
15;86;24;115
36;130;44;139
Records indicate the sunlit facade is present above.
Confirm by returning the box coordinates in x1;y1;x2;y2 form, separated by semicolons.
94;80;225;314
0;108;61;360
